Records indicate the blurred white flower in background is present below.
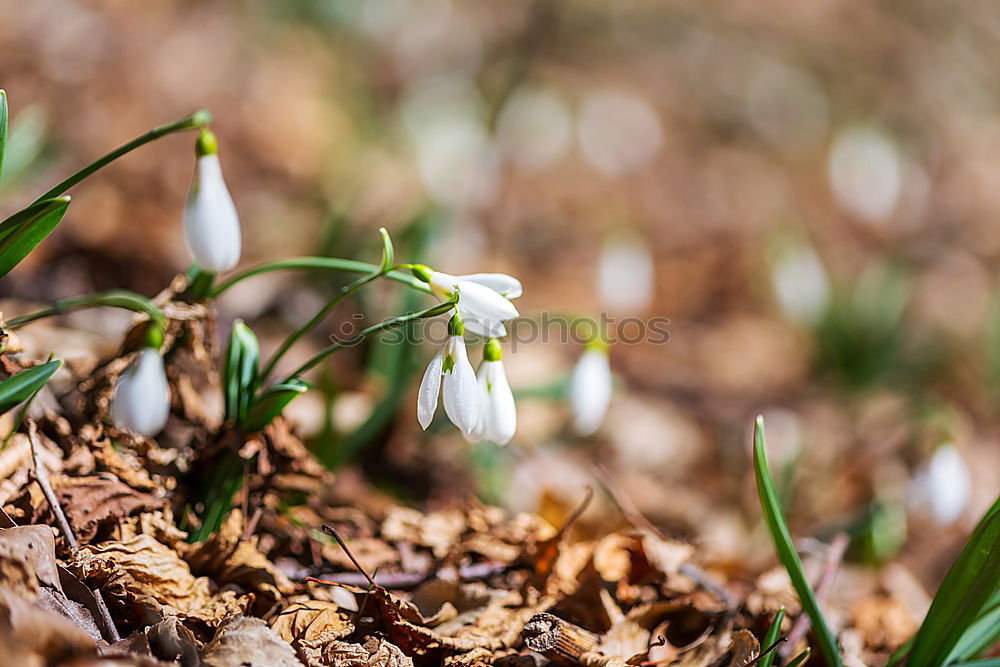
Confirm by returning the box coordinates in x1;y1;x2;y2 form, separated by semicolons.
496;87;574;169
745;58;829;153
828;126;903;224
578;89;663;177
569;344;613;436
909;444;972;526
403;76;500;208
769;240;831;325
598;233;655;315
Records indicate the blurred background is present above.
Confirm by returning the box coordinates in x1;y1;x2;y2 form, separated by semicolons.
2;0;1000;647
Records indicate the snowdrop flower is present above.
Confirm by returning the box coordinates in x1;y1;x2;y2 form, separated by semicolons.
909;444;971;526
110;327;170;437
417;314;479;434
413;265;520;338
569;341;612;436
183;129;241;272
465;339;516;446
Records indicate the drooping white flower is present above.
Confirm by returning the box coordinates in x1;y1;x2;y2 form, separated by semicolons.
417;315;479;434
415;266;520;338
111;346;170;437
465;339;516;446
569;343;612;436
183;129;241;272
909;444;971;526
598;233;654;315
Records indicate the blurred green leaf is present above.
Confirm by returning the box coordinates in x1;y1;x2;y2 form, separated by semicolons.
908;495;1000;667
786;648;811;667
753;416;842;666
244;379;310;432
0;196;70;277
223;320;260;426
0;89;7;181
0;359;61;415
189;449;244;543
758;607;785;667
947;589;1000;663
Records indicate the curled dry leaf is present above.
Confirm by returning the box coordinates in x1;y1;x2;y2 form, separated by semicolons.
69;534;249;627
382;506;467;559
201;615;303;667
726;629;759;667
270;599;354;665
146;615;201;666
320;636;413;667
0;586;97;663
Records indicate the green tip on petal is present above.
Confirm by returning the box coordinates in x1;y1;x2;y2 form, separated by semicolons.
483;338;503;362
143;323;164;350
448;312;465;336
189;109;213;128
411;264;433;283
195;128;218;156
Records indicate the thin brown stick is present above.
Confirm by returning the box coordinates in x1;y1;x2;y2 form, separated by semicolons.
322;524;377;588
779;531;849;660
591;462;739;609
745;638;786;666
28;420;121;643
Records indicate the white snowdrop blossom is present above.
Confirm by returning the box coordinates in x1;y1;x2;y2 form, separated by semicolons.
909;444;972;527
183;129;241;272
417;315;479;434
415;266;521;338
598;234;655;315
465;339;516;446
111;346;170;437
771;242;831;325
569;342;613;436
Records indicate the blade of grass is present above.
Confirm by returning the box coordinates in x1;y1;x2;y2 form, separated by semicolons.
907;495;1000;667
753;415;842;666
786;648;812;667
0;359;62;415
0;196;69;277
758;607;785;667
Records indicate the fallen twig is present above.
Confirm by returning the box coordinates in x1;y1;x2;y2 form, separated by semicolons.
28;420;121;643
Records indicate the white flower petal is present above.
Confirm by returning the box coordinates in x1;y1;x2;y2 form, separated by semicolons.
417;350;444;429
111;348;170;436
442;337;479;433
569;347;612;436
458;273;523;299
910;444;971;526
463;317;507;339
480;360;516;445
184;154;241;272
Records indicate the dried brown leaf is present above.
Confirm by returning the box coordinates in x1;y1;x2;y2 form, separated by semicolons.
316;636;413;667
200;615;302;667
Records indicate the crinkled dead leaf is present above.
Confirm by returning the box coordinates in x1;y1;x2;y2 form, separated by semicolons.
0;525;59;595
726;629;759;667
146;615;201;666
270;599;354;662
319;636;413;667
201;615;302;667
0;586;96;662
382;506;467;559
69;534;249;626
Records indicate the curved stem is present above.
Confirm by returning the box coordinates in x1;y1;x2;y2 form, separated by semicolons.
211;257;431;298
281;300;456;382
6;290;166;329
33;110;211;203
259;269;381;383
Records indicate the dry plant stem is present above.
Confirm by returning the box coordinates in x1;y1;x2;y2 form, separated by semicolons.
27;420;121;643
322;524;377;587
523;613;600;664
745;638;787;666
591;462;739;610
779;531;849;660
315;561;509;589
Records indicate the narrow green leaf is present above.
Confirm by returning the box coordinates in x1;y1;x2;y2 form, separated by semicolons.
949;660;1000;667
786;648;811;667
0;196;70;276
948;594;1000;663
222;320;259;426
753;416;842;666
0;89;8;181
189;448;244;543
378;227;394;273
908;495;1000;667
758;607;785;667
0;359;62;415
244;379;310;432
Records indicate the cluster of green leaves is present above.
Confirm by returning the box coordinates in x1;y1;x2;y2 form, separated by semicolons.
754;415;1000;666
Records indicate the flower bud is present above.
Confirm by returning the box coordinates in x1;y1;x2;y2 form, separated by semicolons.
183;129;241;272
110;347;170;436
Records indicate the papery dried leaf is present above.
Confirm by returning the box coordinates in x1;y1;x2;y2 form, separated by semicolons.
317;636;413;667
382;507;467;559
146;615;201;666
0;586;96;661
0;525;60;596
69;534;249;627
726;629;759;667
201;615;302;667
270;600;353;649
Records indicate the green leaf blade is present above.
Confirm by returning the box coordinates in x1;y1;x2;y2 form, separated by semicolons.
753;416;842;666
759;607;785;667
0;196;70;277
909;495;1000;667
223;320;260;426
244;379;310;432
0;359;62;415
